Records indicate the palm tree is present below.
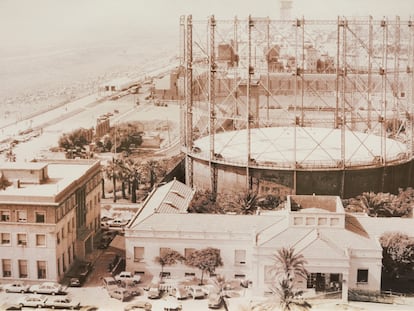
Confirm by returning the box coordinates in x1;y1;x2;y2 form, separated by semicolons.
105;158;122;202
119;158;144;203
226;190;259;215
142;159;166;190
257;247;311;311
271;247;308;282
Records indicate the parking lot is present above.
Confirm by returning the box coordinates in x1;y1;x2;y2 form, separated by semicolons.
0;281;232;311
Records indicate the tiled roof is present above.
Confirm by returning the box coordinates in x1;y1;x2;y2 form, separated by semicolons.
128;179;195;229
155;180;194;214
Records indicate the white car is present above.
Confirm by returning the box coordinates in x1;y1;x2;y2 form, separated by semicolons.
115;271;141;284
107;218;130;227
187;285;205;299
18;294;48;308
46;296;81;309
29;282;63;295
108;288;132;302
2;281;30;293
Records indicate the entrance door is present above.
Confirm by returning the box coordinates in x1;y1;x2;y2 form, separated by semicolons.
315;273;326;291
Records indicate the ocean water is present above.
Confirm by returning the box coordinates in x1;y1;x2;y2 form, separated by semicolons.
0;1;179;126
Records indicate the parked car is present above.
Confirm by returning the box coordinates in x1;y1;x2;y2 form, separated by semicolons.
107;218;129;227
187;285;205;299
207;292;223;309
162;300;182;311
147;286;161;299
18;295;48;308
0;304;22;310
169;286;188;300
29;282;63;295
69;278;82;287
108;288;132;302
124;301;152;311
2;282;30;293
46;296;81;309
115;271;141;284
102;276;119;292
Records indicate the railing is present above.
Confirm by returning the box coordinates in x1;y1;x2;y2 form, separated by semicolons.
187;150;412;170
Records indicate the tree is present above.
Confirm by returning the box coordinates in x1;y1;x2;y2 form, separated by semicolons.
105;158;122;202
380;231;414;278
185;247;223;285
257;247;311;311
154;249;185;282
143;159;165;189
226;190;259;215
188;189;221;214
343;188;414;217
4;147;16;162
118;158;144;203
58;128;92;152
0;172;12;190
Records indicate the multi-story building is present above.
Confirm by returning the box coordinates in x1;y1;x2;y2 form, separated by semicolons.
0;159;101;283
125;180;383;301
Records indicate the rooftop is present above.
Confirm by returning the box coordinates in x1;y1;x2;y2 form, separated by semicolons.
128;179;194;229
0;160;100;204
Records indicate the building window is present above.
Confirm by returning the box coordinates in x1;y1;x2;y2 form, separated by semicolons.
37;261;47;279
184;248;196;258
0;210;10;222
17;210;27;222
36;234;46;247
2;259;11;277
134;247;144;262
17;233;27;246
357;269;368;283
57;233;60;245
234;250;246;265
1;233;11;245
35;212;46;223
18;260;28;278
159;247;171;256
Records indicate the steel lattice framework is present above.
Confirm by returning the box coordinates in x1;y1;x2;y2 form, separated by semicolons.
180;16;414;197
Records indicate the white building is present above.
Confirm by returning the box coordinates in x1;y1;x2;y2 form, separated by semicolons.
0;160;101;283
125;180;383;301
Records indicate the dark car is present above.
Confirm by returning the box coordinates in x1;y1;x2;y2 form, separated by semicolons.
69;278;82;287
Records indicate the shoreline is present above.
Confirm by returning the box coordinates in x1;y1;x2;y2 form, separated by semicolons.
0;55;179;130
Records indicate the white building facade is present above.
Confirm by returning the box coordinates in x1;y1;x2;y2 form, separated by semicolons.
125;181;382;301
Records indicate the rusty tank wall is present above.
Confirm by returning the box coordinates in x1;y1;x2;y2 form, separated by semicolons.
189;156;414;199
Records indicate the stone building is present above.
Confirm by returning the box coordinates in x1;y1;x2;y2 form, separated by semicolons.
0;160;101;283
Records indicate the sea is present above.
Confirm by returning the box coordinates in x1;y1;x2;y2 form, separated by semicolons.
0;1;178;128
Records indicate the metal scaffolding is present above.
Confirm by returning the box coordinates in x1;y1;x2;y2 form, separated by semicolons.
181;15;414;197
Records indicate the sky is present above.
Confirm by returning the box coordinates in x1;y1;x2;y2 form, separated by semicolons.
0;0;412;48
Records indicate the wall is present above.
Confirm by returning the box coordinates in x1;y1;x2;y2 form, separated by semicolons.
190;156;414;198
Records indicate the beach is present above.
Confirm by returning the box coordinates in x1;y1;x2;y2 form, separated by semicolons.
0;14;177;128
